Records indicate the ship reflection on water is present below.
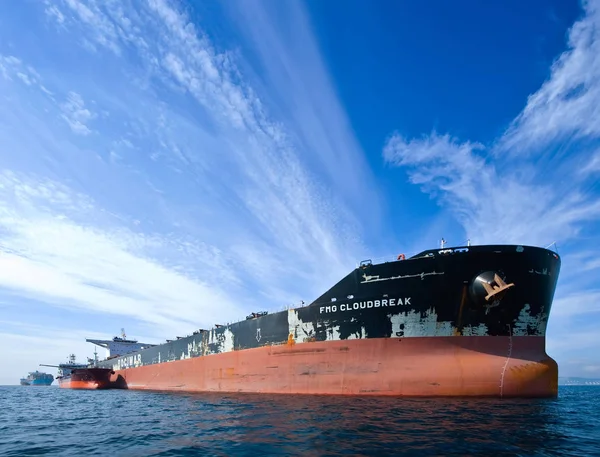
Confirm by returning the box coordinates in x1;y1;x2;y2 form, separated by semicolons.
2;386;598;455
145;390;595;456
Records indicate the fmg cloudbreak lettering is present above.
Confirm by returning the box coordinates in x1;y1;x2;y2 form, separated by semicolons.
319;297;412;314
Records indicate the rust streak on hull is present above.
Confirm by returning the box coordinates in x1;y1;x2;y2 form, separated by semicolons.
111;336;557;397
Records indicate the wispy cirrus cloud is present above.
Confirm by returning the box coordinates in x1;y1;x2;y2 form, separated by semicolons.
4;0;366;297
220;0;382;216
0;55;43;88
551;290;600;318
382;131;600;247
60;92;95;135
498;0;600;154
581;149;600;175
0;169;246;336
383;0;600;375
383;0;600;250
0;0;373;383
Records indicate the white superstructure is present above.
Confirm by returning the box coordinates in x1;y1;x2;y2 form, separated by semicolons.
86;329;155;359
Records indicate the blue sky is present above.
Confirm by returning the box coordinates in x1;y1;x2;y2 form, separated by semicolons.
0;0;598;384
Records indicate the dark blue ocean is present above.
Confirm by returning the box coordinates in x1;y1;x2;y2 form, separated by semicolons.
0;386;598;456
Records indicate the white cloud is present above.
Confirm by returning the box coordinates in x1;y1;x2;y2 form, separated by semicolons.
0;170;248;336
1;0;376;383
498;0;600;154
581;149;600;175
62;0;121;54
50;0;363;279
383;131;600;246
48;0;381;225
382;1;600;376
45;5;66;25
551;290;600;318
0;55;40;87
383;1;600;249
383;1;600;248
60;91;95;135
220;0;382;216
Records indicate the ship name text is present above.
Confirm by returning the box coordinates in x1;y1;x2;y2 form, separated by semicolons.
319;297;411;314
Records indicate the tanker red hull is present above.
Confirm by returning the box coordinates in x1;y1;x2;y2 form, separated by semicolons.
97;244;561;398
111;336;557;397
57;368;114;390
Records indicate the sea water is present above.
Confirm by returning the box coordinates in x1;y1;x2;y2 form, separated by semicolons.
0;385;598;456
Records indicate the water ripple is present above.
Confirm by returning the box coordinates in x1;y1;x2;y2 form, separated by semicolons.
0;386;598;456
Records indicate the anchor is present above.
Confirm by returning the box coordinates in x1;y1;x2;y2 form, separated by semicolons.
481;273;515;302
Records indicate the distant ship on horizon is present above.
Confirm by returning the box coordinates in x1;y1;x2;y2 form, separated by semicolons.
20;370;54;386
559;377;600;386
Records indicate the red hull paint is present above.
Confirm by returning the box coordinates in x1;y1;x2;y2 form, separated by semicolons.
57;368;114;390
110;336;558;397
58;379;111;389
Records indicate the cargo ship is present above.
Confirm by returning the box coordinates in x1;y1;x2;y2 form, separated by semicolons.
40;353;114;390
93;243;561;397
19;371;54;386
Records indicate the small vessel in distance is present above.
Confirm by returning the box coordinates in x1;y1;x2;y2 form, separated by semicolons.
40;352;114;390
93;242;561;398
20;371;54;386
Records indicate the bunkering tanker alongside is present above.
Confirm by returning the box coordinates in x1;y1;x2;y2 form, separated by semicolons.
94;243;561;397
41;354;114;390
